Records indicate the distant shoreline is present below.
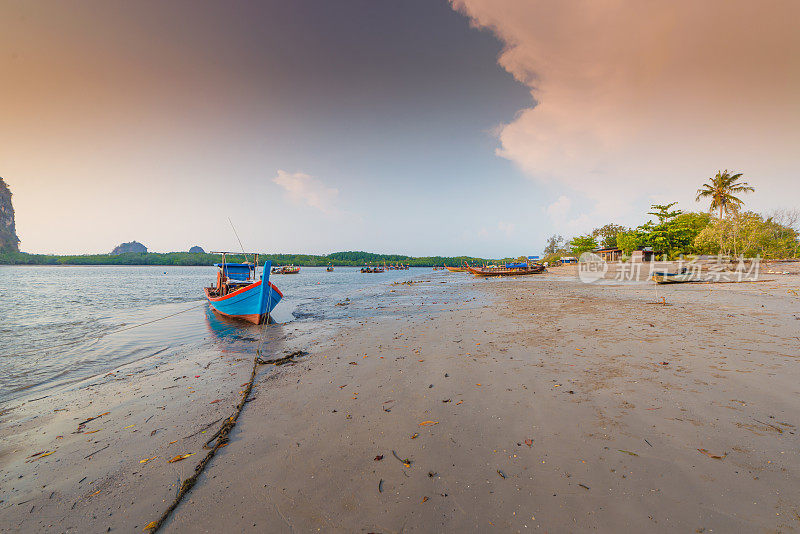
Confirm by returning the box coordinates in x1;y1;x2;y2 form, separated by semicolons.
0;251;499;267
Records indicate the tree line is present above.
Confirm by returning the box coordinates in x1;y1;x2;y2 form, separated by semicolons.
0;250;496;267
543;171;799;261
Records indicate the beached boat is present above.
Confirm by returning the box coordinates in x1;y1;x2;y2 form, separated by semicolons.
445;265;466;272
467;262;545;277
205;254;282;325
652;270;700;284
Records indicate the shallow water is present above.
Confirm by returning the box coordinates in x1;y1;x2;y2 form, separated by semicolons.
0;265;464;404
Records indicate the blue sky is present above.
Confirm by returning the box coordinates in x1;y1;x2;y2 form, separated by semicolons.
2;0;798;256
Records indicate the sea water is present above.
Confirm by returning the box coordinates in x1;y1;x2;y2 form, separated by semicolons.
0;265;459;404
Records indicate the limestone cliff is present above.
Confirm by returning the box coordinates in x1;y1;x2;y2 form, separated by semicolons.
111;241;148;254
0;177;20;252
189;245;205;254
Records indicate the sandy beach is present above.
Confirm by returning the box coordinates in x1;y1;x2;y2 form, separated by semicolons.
3;270;800;532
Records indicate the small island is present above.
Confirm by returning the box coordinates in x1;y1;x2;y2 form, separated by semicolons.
110;241;148;255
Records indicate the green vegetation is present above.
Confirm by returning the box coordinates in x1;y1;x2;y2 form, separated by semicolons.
591;223;625;249
543;234;564;255
0;250;496;267
616;206;711;259
567;235;597;256
550;170;798;261
694;211;799;258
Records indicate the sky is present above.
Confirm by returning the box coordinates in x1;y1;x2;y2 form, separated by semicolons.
2;0;798;257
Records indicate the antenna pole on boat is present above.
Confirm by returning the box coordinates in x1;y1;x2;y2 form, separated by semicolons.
228;217;249;264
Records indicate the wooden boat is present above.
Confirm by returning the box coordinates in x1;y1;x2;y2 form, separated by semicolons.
467;262;545;277
326;265;334;272
361;266;385;273
652;270;700;284
271;265;300;274
445;264;466;272
205;253;282;325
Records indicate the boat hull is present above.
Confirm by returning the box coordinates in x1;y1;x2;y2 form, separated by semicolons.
205;280;283;324
467;265;545;277
652;273;699;284
445;266;465;272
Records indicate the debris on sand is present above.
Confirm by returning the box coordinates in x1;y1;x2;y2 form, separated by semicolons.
697;448;726;460
392;450;412;467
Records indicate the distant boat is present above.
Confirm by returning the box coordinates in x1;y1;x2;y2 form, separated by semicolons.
467;262;545;277
272;265;300;274
361;265;384;273
445;264;466;272
327;265;334;272
205;253;282;325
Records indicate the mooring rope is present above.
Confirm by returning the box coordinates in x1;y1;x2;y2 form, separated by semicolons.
145;266;278;532
145;352;263;532
13;302;208;359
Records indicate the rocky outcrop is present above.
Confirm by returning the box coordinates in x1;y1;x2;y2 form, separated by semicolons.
111;241;148;255
189;246;205;254
0;178;20;252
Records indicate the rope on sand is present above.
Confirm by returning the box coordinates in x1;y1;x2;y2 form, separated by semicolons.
144;353;261;532
144;347;307;532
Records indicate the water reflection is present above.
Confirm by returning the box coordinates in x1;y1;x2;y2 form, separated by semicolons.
204;306;283;345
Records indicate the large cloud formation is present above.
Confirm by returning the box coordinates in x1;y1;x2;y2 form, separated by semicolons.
451;0;800;226
273;170;340;215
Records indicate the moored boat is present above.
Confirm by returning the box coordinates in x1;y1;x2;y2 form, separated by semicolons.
445;264;466;272
271;265;300;274
467;261;545;277
205;253;282;324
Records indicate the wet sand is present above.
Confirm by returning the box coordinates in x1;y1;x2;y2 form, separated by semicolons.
3;272;800;532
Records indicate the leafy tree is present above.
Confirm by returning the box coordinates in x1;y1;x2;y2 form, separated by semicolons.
616;229;648;255
696;170;755;220
543;234;564;255
591;224;625;248
694;211;799;258
568;235;597;256
616;207;711;258
647;203;682;225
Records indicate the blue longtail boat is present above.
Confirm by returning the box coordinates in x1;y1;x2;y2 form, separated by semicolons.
204;252;283;324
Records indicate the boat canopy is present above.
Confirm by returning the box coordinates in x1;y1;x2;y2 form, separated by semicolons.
505;262;528;268
214;263;254;281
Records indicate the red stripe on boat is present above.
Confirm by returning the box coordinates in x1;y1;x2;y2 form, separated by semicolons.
205;280;283;301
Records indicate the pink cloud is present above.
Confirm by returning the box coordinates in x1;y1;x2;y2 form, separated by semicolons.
451;0;800;221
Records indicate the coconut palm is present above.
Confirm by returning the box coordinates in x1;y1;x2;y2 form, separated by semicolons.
696;170;754;255
696;170;754;220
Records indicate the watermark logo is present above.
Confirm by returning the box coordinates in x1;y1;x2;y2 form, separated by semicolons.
575;253;761;283
577;252;607;283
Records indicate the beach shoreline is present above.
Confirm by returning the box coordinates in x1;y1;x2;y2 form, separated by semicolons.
3;271;800;532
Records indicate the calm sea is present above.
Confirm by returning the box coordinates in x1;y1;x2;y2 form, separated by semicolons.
0;265;452;405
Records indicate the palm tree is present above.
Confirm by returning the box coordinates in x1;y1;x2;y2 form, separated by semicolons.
696;170;754;220
696;170;754;255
